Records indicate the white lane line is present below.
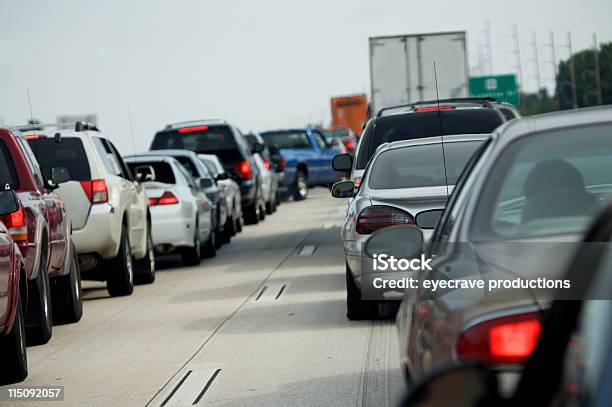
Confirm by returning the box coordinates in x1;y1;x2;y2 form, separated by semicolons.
298;245;317;256
160;368;221;406
254;283;288;302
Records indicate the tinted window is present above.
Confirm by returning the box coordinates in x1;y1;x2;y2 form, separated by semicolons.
368;140;484;189
173;156;200;178
0;140;19;189
200;159;219;178
260;131;312;149
91;137;119;175
356;109;502;169
151;126;241;165
126;161;176;184
27;137;91;181
500;108;517;120
473;123;612;239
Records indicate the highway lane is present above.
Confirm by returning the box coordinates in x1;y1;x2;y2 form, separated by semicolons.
1;188;405;406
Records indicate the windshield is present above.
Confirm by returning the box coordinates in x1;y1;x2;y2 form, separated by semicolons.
473;123;612;239
368;140;484;189
260;131;311;149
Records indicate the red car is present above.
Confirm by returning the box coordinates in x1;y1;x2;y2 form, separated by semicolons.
0;189;28;384
0;128;82;346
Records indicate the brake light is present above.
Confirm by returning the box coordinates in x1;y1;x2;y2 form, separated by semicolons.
178;125;209;134
354;177;362;187
234;160;253;180
2;206;27;242
343;139;355;151
456;312;542;365
263;158;271;170
355;206;414;235
415;106;456;112
80;179;108;204
149;191;179;206
24;134;41;140
278;156;286;171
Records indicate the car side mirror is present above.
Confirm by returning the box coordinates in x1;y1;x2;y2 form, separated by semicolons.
331;180;355;198
50;167;70;185
199;178;214;189
134;165;156;183
252;143;265;154
332;154;353;171
403;364;500;407
364;225;424;259
0;189;19;216
416;209;444;230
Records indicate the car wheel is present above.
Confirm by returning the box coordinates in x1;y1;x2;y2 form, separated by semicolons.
134;228;156;284
265;199;273;215
222;216;233;243
181;220;201;266
271;194;278;212
235;215;243;232
214;229;223;249
52;242;83;324
25;251;53;346
107;225;134;297
259;201;266;221
293;171;308;201
346;263;378;321
0;294;27;384
243;202;259;225
201;228;217;259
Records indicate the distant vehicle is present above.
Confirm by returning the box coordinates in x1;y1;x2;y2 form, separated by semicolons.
0;127;81;347
22;123;155;297
330;94;369;136
140;149;227;247
334;99;508;188
150;120;265;225
392;107;612;383
198;154;243;236
331;134;488;320
0;189;28;385
321;127;357;155
244;132;279;214
369;31;468;114
260;128;341;201
124;155;216;264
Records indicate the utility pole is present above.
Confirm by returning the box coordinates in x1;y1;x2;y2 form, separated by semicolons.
484;20;493;74
568;32;578;108
544;31;560;107
511;24;524;110
530;31;543;92
593;33;603;106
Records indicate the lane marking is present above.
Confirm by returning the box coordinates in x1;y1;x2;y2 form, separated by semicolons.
192;368;222;405
254;283;288;302
255;286;267;301
298;245;317;256
160;369;221;407
160;370;192;407
274;284;287;300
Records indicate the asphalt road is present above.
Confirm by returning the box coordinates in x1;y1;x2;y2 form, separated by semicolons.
1;188;406;407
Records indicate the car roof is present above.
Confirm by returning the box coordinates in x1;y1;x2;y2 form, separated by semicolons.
376;98;501;118
124;154;178;164
145;149;200;159
163;119;227;130
14;122;106;140
374;134;490;155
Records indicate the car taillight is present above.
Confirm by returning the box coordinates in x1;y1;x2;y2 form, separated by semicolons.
343;139;355;151
456;312;542;365
234;160;253;180
149;191;179;206
80;179;108;204
355;206;414;235
178;125;209;133
2;206;27;242
354;177;362;187
263;158;271;169
278;156;286;171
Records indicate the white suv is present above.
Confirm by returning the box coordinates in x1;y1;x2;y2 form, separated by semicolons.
24;123;155;296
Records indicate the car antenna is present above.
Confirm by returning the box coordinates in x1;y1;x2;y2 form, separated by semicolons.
26;88;36;131
126;98;137;155
434;62;450;198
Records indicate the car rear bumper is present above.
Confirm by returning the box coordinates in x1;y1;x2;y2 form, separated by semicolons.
240;180;257;206
73;203;121;260
150;204;195;249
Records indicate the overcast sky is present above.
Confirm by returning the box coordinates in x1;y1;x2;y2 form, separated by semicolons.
1;0;611;154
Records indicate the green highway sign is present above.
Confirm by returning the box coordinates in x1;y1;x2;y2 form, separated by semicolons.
469;74;519;108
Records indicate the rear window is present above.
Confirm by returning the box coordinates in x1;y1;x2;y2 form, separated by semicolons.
27;137;91;181
126;161;176;184
368;140;484;189
151;126;241;165
0;140;19;189
356;109;503;169
173;157;199;178
260;131;311;149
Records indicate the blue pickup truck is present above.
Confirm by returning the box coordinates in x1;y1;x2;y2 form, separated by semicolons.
260;128;341;200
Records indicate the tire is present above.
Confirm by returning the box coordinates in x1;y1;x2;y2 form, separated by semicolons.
0;294;27;385
214;229;223;249
201;228;217;259
293;171;308;201
235;215;243;233
243;202;259;225
25;251;53;346
52;242;83;324
259;202;266;221
222;216;234;244
106;226;134;297
346;263;378;321
134;228;155;284
265;200;273;215
271;194;278;212
181;220;201;266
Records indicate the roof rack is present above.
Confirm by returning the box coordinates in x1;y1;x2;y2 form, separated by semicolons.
74;121;99;132
165;119;227;129
376;97;499;118
13;121;100;133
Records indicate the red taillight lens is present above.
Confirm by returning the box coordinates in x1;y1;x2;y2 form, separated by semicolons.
24;134;41;140
178;125;209;134
149;191;179;206
2;206;28;242
278;156;286;171
234;160;253;180
80;179;108;204
354;177;362;187
415;106;456;112
343;140;355;151
263;158;271;170
355;206;414;235
456;312;542;365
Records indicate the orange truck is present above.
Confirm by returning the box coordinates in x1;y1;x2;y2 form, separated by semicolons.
330;94;369;136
